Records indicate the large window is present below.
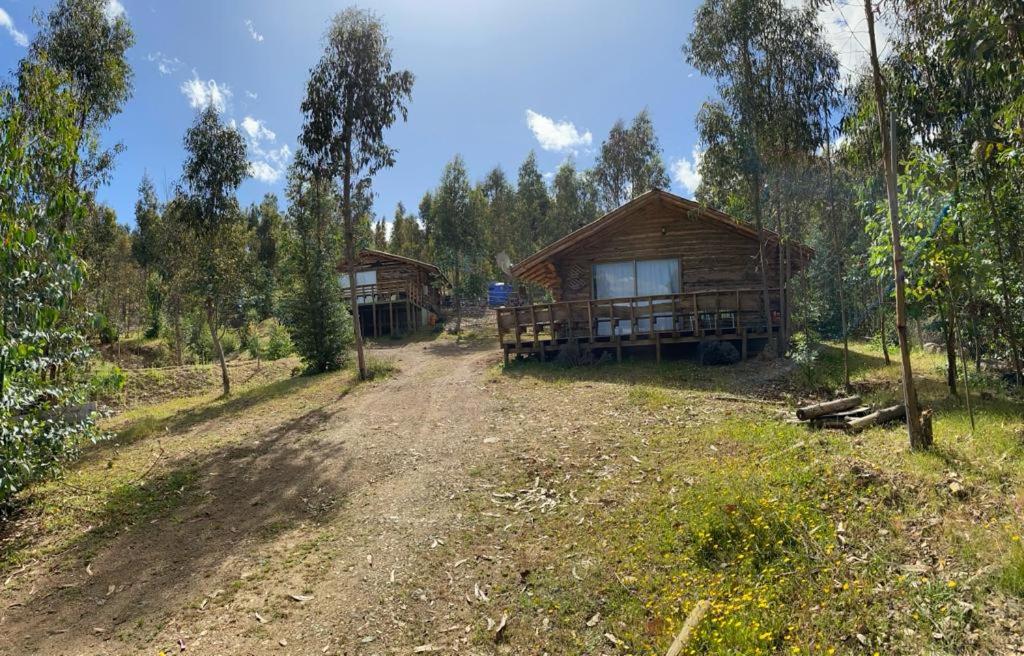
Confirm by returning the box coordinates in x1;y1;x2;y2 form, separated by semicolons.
593;258;679;299
339;270;377;288
340;270;378;304
593;258;681;335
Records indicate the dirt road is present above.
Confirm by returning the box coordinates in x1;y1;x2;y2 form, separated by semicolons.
1;337;508;655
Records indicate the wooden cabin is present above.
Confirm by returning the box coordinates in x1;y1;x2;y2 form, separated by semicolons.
497;189;812;363
339;249;448;338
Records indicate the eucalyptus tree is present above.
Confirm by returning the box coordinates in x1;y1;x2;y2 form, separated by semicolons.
513;151;550;258
862;0;928;448
550;160;599;238
432;156;485;335
686;0;838;353
280;158;352;373
592;109;670;210
479;166;517;266
26;0;134;191
300;7;414;380
179;105;251;396
1;62;92;507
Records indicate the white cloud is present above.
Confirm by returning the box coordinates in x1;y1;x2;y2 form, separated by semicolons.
104;0;125;21
525;109;592;153
245;90;258;100
0;8;28;47
671;147;703;196
180;72;232;113
245;18;264;42
241;116;275;142
239;116;290;184
786;0;892;82
147;51;182;76
250;160;281;183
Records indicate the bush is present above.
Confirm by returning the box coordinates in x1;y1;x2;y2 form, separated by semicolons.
219;330;239;355
94;314;119;345
264;319;293;360
186;317;213;361
87;364;127;402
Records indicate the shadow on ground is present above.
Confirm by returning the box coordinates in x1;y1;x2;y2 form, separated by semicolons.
1;399;365;653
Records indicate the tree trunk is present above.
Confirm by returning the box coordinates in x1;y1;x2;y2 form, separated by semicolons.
823;113;850;389
207;299;230;396
879;282;891;365
453;263;462;335
865;0;927;449
342;130;367;380
982;167;1023;385
944;295;958;396
172;311;184;366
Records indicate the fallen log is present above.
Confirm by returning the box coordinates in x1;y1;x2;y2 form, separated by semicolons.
665;599;710;656
847;404;906;432
796;395;862;421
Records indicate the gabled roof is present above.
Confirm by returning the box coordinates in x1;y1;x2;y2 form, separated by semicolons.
339;249;448;283
511;189;814;283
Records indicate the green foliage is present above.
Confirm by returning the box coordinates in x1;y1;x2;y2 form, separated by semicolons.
592;109;670;210
93;313;119;345
1;63;95;508
87;364;126;402
280;176;353;372
264;319;293;361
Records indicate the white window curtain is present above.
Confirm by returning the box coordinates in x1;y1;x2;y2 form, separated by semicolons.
339;270;378;288
636;259;679;296
594;261;635;299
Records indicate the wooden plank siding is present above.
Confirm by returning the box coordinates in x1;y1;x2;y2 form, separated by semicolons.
548;203;784;302
499;190;812;362
338;249;448;337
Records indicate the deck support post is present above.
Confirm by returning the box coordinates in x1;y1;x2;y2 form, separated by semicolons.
741;328;748;360
655;333;662;365
389;301;395;337
503;346;509;367
616;339;622;363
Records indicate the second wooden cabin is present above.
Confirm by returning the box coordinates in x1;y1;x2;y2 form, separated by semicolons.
339;249;448;338
498;189;812;363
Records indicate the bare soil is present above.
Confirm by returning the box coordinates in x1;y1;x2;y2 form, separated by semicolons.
1;336;507;655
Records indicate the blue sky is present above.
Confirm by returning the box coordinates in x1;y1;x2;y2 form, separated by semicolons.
0;0;874;229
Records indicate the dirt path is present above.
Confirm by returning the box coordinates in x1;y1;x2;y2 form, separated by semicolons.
1;337;504;655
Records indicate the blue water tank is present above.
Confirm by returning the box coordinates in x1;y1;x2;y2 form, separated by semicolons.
487;282;512;307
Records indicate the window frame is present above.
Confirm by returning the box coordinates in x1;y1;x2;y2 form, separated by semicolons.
591;257;682;299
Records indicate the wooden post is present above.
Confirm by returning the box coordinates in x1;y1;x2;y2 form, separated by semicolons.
389;301;395;337
514;308;522;351
372;300;379;339
741;328;748;360
587;301;594;341
503;345;509;367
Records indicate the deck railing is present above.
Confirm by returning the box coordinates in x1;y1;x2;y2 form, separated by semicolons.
495;288;781;346
341;280;426;308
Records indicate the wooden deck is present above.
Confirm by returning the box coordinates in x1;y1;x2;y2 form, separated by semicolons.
496;288;781;364
342;281;440;337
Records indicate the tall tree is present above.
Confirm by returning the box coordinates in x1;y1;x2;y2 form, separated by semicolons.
0;62;93;506
592;109;670;210
27;0;134;191
432;156;484;334
179;105;250;396
281;161;352;372
300;7;414;380
686;0;837;353
863;0;927;449
480;166;517;266
550;160;599;238
253;193;284;319
513;151;550;258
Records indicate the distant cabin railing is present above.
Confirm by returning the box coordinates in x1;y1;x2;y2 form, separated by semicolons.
341;280;430;309
495;288;781;348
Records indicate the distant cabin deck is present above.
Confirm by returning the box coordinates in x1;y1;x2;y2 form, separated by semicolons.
496;288;781;364
342;279;437;338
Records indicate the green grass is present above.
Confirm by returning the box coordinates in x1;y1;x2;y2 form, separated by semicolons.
476;340;1024;655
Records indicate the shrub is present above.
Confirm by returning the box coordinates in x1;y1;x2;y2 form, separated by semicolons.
219;330;239;355
264;319;293;360
87;364;127;402
94;314;119;345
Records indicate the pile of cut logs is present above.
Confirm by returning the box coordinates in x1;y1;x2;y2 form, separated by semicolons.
795;395;906;432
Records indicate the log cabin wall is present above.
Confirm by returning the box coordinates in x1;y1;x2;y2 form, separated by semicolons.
549;200;784;302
